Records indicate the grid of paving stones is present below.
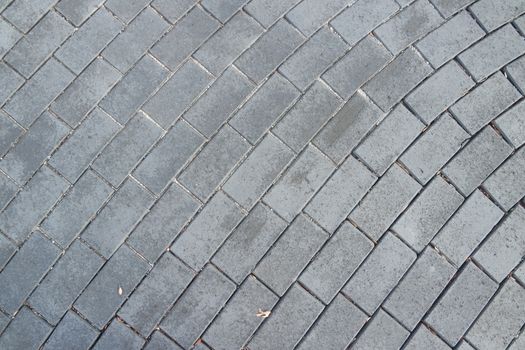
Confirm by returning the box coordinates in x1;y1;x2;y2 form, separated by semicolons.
0;0;524;349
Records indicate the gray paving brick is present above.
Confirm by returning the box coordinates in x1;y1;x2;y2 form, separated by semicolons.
184;67;254;137
457;340;476;350
144;331;183;350
322;35;392;99
254;214;327;296
305;156;376;233
273;81;342;152
0;312;8;335
179;125;250;201
127;183;200;263
55;0;105;26
247;284;324;350
510;332;525;350
0;17;22;58
466;279;525;349
4;11;73;78
0;111;22;157
404;325;451;350
0;307;52;350
150;6;219;70
363;47;433;111
343;232;416;314
201;0;248;22
92;112;163;187
442;126;513;196
349;163;421;241
28;241;105;324
0;233;16;268
204;276;279;349
280;27;347;91
264;145;335;221
161;265;236;348
0;62;23;106
223;133;295;209
43;311;99;350
496;100;525;148
515;262;525;284
41;170;112;247
142;60;213;129
352;309;410;350
1;0;56;33
81;178;154;258
507;55;525;93
0;166;69;243
0;172;17;211
229;73;300;144
74;244;150;329
0;0;12;12
104;0;149;23
471;0;525;31
313;92;384;164
171;191;244;270
416;11;484;68
152;0;196;23
429;0;473;17
102;8;169;73
433;190;504;266
119;253;194;336
192;342;211;350
235;19;304;83
0;231;61;314
54;8;122;74
93;319;145;350
384;248;456;330
286;0;348;36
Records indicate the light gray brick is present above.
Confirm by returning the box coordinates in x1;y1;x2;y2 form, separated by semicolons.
161;265;236;349
0;231;16;268
202;0;248;22
471;0;525;31
432;190;504;266
404;326;452;350
280;27;347;91
515;262;525;284
510;332;525;350
171;191;245;270
305;156;376;233
286;0;348;36
0;172;17;212
457;340;476;350
430;0;476;18
0;110;23;157
144;331;183;350
507;55;525;93
0;0;12;13
264;145;335;221
43;311;99;350
384;248;456;330
0;307;52;350
352;309;410;350
55;0;105;26
93;319;145;350
442;126;513;195
245;0;300;28
179;125;250;201
496;100;525;148
343;232;416;314
2;0;56;33
0;62;23;106
0;17;22;58
151;0;196;23
104;0;150;23
0;312;7;334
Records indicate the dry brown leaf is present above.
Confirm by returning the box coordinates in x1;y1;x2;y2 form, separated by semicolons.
256;309;271;318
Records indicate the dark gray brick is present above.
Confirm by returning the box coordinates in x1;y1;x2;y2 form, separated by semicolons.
351;309;410;350
54;8;122;74
0;231;61;314
43;311;99;350
119;253;194;336
496;100;525;148
92;112;163;187
0;111;22;157
264;145;335;221
431;0;476;18
285;0;348;36
0;307;52;350
0;62;23;106
28;241;105;324
280;27;347;91
179;125;250;200
74;244;150;329
202;0;248;22
171;191;244;270
161;265;236;349
0;233;16;269
0;17;22;58
55;0;105;26
1;0;56;33
0;172;17;211
104;0;149;23
144;331;183;350
0;166;68;243
404;326;452;350
93;319;145;350
81;178;154;258
254;214;327;296
151;0;196;23
343;232;416;314
507;55;525;93
470;0;525;32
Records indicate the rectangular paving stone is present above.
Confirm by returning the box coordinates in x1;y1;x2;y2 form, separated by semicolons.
343;232;416;314
92;112;163;187
352;309;410;350
322;35;392;99
471;0;525;31
383;248;456;330
393;176;464;252
0;307;52;350
285;0;348;36
264;145;335;221
0;312;7;334
496;100;525;148
400;113;469;183
2;0;56;33
0;231;16;269
43;311;99;350
254;214;327;296
510;332;525;350
204;276;279;349
305;156;377;233
202;0;248;22
273;81;342;152
0;231;61;315
74;244;150;329
426;263;498;345
92;319;145;350
0;166;69;243
3;58;75;127
280;27;347;91
442;126;513;195
459;25;525;82
431;0;476;18
432;190;504;266
0;62;23;106
133;120;204;194
55;0;105;26
0;111;22;157
81;178;154;258
54;8;122;74
245;0;300;28
161;265;236;349
144;330;183;350
247;284;324;349
184;67;254;137
363;47;433;111
506;49;525;93
142;60;213;129
0;18;21;59
0;172;17;212
41;170;113;247
28;241;105;325
179;125;250;201
127;183;200;263
105;0;149;23
416;11;484;68
119;253;194;336
404;325;452;350
171;191;244;270
194;12;263;75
